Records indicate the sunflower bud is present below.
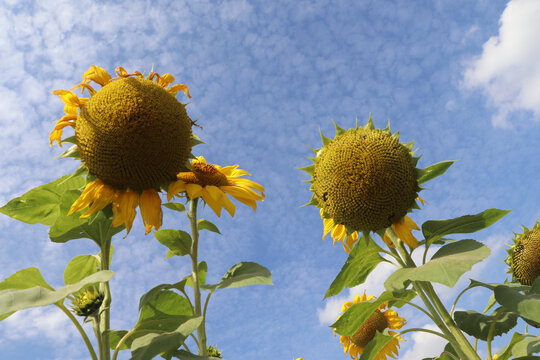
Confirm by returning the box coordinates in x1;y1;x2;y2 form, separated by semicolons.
506;221;540;286
71;287;104;317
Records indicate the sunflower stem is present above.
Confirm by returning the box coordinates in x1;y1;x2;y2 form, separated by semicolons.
99;236;112;360
188;198;207;356
486;307;503;360
57;304;98;360
91;315;104;360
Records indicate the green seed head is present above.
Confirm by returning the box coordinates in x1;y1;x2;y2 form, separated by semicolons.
506;221;540;286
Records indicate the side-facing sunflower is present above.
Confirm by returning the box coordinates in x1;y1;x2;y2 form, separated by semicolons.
51;65;194;234
505;221;540;286
301;117;422;249
167;156;264;216
334;291;406;360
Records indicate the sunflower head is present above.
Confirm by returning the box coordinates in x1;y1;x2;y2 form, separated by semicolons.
207;345;223;358
505;221;540;286
71;287;104;317
335;291;406;360
302;117;420;236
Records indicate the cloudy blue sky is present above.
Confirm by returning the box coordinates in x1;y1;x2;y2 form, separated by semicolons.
1;0;539;359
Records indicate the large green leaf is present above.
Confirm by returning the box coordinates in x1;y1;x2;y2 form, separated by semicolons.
513;337;540;357
108;330;129;350
0;174;85;225
494;285;540;323
203;262;272;290
63;255;100;285
171;350;222;359
49;189;124;244
385;240;490;291
0;267;54;291
453;308;518;341
331;290;415;336
138;281;188;311
422;343;459;360
422;209;510;246
0;271;113;316
154;229;192;258
325;234;385;298
130;317;203;360
417;160;454;185
359;330;396;360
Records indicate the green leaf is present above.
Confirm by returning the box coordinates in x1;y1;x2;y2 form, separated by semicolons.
494;285;540;323
385;240;490;291
49;189;124;244
359;330;396;360
154;229;192;258
325;234;385;298
197;219;221;234
185;262;207;287
56;144;80;159
422;343;459;360
164;203;186;212
63;255;100;285
497;332;530;360
453;308;518;341
203;262;272;290
0;174;85;225
422;209;510;246
512;357;540;360
417;160;454;185
0;267;54;291
513;337;540;357
138;281;188;311
131;317;202;360
332;290;415;336
107;330;129;350
0;271;113;316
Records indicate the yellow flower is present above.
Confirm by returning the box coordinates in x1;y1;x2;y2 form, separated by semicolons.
303;118;422;249
52;65;194;234
334;291;406;360
167;156;264;217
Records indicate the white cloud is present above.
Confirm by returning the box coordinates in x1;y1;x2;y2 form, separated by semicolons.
463;0;540;127
399;324;447;360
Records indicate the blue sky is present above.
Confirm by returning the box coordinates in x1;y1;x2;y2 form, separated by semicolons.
1;0;539;359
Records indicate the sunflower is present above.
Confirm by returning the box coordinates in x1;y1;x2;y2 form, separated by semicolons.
335;292;406;360
321;209;359;253
51;65;194;234
505;220;540;286
301;117;422;248
167;156;264;216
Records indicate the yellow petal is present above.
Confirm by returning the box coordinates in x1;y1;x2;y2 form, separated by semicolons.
201;186;222;217
185;183;203;199
113;190;139;234
81;184;116;217
220;185;263;201
168;84;191;98
68;180;103;215
140;189;162;235
192;156;206;165
231;177;265;196
167;180;187;201
381;231;396;248
392;217;419;248
404;215;420;230
159;73;175;87
82;65;112;86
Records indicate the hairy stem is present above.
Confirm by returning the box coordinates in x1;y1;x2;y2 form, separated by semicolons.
99;235;112;360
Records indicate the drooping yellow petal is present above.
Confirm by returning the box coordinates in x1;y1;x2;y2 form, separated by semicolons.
231;178;265;197
192;156;207;165
81;184;116;217
380;231;396;249
112;190;139;234
220;185;263;201
168;84;191;99
68;180;104;215
167;180;187;201
140;189;162;235
159;73;175;87
52;90;82;115
201;186;223;217
82;65;112;86
392;217;419;248
404;215;420;230
185;183;203;199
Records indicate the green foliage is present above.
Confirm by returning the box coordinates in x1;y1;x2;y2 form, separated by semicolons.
417;160;454;185
0;267;54;291
63;255;100;285
197;219;221;234
130;317;203;360
164;202;186;212
0;271;113;317
385;240;490;291
138;281;189;311
202;262;273;290
0;174;85;225
48;189;124;245
154;229;192;258
494;285;540;323
453;308;518;341
170;350;222;359
325;234;386;298
422;343;459;360
185;262;207;287
496;332;530;360
513;337;540;357
358;330;395;360
422;209;510;247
